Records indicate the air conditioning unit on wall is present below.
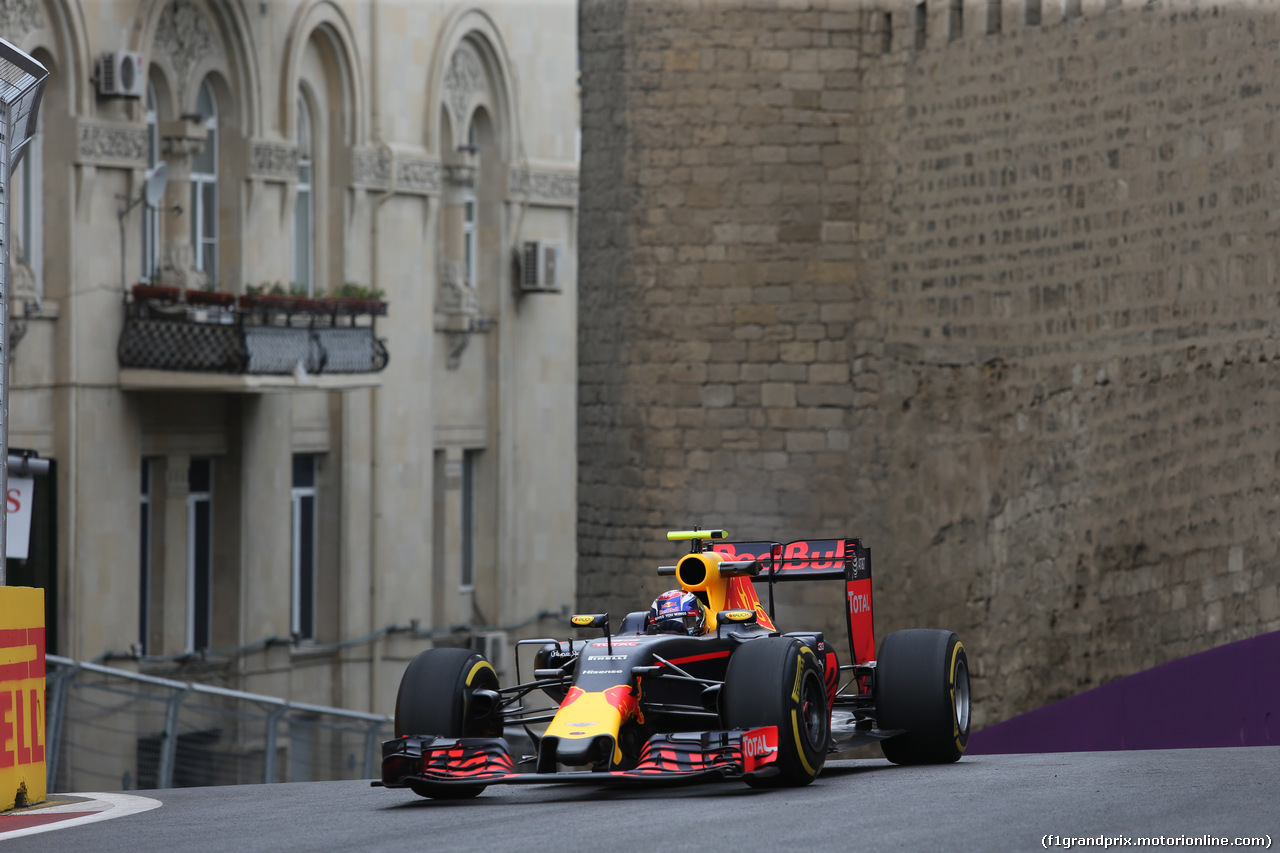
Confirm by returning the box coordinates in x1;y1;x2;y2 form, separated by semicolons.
470;630;509;675
97;52;146;98
518;240;564;293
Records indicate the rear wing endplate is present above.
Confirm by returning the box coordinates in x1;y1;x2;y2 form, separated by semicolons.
710;539;875;666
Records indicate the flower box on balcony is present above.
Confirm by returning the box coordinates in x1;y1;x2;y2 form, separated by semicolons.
130;283;389;323
316;297;389;317
131;284;182;303
184;289;241;308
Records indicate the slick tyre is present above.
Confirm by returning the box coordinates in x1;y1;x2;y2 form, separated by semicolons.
875;629;971;765
722;637;829;787
394;648;501;799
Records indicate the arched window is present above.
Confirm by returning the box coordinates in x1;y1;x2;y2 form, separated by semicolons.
292;93;314;295
142;82;160;283
190;80;218;283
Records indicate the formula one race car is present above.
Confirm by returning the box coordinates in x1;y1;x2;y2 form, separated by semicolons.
375;529;971;798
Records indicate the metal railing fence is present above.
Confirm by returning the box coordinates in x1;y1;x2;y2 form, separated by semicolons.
45;655;392;792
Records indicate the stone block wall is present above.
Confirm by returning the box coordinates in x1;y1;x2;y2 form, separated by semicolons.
578;0;1280;728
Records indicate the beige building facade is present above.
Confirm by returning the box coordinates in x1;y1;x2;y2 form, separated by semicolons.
5;0;579;717
578;0;1280;730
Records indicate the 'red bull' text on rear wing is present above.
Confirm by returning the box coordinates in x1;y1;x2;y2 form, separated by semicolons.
710;538;875;667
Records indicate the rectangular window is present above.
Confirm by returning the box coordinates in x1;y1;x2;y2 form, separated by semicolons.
293;161;313;295
1064;0;1081;19
881;12;893;53
914;1;928;50
199;182;217;275
949;0;963;41
463;193;477;289
291;454;317;640
143;92;160;282
13;111;43;300
293;95;315;296
140;459;152;654
460;450;478;590
188;458;213;653
1026;0;1042;26
190;116;218;285
987;0;1002;34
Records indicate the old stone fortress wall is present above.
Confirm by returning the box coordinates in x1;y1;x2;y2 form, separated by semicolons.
578;0;1280;728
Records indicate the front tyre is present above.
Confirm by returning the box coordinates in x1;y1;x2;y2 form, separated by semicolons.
875;629;970;765
722;637;829;787
394;647;501;799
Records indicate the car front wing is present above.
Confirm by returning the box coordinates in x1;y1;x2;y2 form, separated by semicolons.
374;727;781;790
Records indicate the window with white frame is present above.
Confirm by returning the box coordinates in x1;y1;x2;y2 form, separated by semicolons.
142;82;161;283
187;458;213;652
291;454;317;640
190;80;218;284
139;458;153;654
292;94;314;295
463;192;476;289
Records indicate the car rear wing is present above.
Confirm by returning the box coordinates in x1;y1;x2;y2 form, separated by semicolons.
710;538;875;666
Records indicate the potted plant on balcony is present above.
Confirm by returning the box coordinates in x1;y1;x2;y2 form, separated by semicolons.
131;281;244;309
324;283;388;317
245;282;387;318
245;282;309;314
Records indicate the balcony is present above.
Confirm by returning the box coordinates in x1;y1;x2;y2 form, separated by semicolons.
118;285;389;393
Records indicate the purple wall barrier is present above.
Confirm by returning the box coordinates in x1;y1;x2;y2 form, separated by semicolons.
967;629;1280;754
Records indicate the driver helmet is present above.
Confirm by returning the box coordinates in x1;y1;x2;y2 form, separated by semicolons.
646;590;707;636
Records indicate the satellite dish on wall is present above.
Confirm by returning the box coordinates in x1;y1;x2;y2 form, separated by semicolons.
143;162;168;207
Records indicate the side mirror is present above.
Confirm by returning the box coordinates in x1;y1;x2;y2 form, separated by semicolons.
717;609;758;625
570;613;612;653
715;608;758;638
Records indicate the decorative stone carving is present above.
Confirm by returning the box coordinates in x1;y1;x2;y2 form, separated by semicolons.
250;141;299;181
154;0;215;98
0;0;45;36
160;240;207;291
396;157;442;194
437;261;478;318
353;147;391;189
443;163;476;189
77;121;149;167
509;167;579;206
443;44;485;128
161;134;206;161
437;260;483;370
9;236;37;303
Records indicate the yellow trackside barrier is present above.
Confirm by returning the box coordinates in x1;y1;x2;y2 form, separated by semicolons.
0;586;45;811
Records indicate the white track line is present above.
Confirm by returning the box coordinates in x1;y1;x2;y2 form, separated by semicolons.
0;792;162;840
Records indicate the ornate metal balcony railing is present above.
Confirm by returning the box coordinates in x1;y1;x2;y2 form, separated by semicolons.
118;288;389;376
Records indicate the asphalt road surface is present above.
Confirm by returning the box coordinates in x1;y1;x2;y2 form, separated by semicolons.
8;748;1278;852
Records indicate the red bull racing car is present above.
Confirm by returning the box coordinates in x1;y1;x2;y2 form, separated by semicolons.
375;529;971;798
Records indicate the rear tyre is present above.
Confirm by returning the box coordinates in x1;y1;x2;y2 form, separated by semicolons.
394;648;502;799
722;637;829;787
875;629;970;765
